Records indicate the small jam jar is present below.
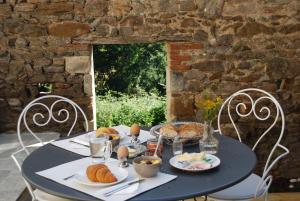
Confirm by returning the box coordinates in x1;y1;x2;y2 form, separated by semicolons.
146;138;163;157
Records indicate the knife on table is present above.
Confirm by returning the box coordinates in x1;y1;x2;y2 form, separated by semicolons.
103;178;144;197
69;139;90;147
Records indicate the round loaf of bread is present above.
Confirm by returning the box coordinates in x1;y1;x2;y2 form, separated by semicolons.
178;124;203;138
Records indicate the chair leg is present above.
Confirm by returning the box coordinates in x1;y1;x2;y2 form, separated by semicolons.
264;192;268;201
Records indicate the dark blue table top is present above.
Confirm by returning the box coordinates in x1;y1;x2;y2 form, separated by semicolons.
22;134;256;201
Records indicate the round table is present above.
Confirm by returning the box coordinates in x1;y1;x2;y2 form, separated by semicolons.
22;134;256;201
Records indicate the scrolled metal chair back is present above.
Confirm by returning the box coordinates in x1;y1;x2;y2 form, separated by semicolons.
17;95;89;154
217;88;289;197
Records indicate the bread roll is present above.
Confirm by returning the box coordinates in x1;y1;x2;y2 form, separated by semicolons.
159;124;178;138
96;127;119;137
178;124;203;138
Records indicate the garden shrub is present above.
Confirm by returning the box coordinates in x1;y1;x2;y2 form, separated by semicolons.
96;92;166;128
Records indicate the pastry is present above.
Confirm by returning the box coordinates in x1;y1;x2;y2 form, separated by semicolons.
86;164;107;182
86;164;117;183
96;127;119;137
159;124;178;138
178;123;203;138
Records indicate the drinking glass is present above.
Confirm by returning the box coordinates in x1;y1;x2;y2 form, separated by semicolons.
103;141;112;164
88;133;108;163
172;136;183;156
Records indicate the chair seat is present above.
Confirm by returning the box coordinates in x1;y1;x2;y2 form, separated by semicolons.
33;189;72;201
209;174;266;200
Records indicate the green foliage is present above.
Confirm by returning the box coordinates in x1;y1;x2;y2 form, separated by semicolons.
93;43;167;96
96;92;166;127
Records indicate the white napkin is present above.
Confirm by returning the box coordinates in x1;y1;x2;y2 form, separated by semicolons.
36;158;177;201
50;125;155;156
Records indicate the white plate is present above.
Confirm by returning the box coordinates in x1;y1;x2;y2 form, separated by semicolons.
169;154;221;172
73;165;128;187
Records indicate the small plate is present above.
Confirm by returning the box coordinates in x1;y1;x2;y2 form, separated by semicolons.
169;154;221;172
73;165;128;187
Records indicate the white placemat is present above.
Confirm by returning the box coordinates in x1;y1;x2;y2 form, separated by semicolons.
50;125;155;156
36;158;177;201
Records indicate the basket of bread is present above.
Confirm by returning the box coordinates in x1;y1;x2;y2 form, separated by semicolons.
96;127;121;148
150;122;204;145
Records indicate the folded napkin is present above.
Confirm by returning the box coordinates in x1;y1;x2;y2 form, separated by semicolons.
51;125;155;156
36;158;177;201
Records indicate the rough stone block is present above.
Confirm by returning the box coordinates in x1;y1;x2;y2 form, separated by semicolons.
184;69;206;80
43;66;64;73
0;4;12;17
15;3;36;12
120;16;144;26
23;24;47;37
48;21;91;37
194;29;208;41
34;58;52;67
84;74;93;96
52;57;65;66
9;60;24;75
84;0;108;17
45;73;65;82
15;38;29;48
170;72;184;92
120;27;133;36
237;21;274;37
180;0;196;11
191;60;224;71
185;79;204;92
203;0;225;18
37;2;73;14
7;98;21;107
169;94;195;117
65;56;91;74
4;19;23;34
181;18;199;27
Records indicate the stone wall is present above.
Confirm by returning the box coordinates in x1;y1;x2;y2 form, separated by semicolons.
0;0;299;191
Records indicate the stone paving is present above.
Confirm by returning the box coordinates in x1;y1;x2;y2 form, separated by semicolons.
0;132;60;201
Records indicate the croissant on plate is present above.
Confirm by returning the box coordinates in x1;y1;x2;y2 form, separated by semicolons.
86;164;117;183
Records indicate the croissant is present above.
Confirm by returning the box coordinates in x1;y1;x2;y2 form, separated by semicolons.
86;164;106;182
86;164;117;183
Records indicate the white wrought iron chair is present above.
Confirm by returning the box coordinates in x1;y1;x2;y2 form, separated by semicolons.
11;95;89;201
208;88;289;201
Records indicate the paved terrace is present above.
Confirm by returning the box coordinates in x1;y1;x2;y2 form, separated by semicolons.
0;132;59;201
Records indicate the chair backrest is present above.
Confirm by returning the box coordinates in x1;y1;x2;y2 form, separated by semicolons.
17;95;89;154
217;88;289;197
13;95;89;200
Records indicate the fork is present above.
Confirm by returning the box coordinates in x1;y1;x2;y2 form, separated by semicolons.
63;174;76;181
